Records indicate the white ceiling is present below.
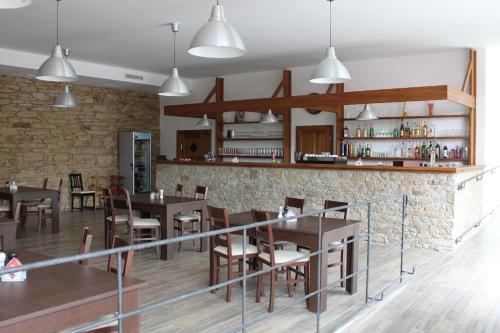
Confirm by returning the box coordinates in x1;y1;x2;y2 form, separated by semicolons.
0;0;499;78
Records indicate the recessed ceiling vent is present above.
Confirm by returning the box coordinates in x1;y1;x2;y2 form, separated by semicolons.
125;73;144;80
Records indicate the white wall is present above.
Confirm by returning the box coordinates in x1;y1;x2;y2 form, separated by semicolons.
483;47;500;167
160;49;473;162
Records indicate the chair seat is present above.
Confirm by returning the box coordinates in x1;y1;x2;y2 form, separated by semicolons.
0;205;9;212
259;250;309;264
133;218;160;228
174;212;200;222
71;190;95;195
106;214;129;223
329;241;344;251
214;242;258;256
37;203;52;209
264;240;295;247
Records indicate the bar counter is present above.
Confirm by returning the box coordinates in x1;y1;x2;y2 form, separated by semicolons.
156;160;485;251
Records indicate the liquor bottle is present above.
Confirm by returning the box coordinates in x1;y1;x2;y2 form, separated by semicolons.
423;121;429;138
421;142;427;158
393;125;399;138
356;124;362;138
341;141;346;156
405;122;411;138
427;141;433;158
443;145;449;159
361;142;366;157
343;126;349;138
400;120;405;138
369;123;375;138
366;144;371;157
414;144;420;159
400;142;405;158
464;146;469;160
435;143;441;158
363;125;369;138
349;142;354;157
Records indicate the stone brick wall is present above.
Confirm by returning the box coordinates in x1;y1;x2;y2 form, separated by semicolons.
0;75;160;210
157;163;465;251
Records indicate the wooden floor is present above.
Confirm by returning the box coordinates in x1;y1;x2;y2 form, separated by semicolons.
14;210;500;333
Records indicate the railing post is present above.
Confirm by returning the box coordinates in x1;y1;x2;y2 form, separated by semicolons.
116;252;123;333
400;195;408;283
242;227;247;333
364;202;371;304
316;212;322;333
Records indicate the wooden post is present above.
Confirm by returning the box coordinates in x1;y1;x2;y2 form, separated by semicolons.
334;84;345;155
282;70;292;163
214;78;224;161
468;50;477;165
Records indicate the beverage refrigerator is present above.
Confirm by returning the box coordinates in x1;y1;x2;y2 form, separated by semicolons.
119;131;151;194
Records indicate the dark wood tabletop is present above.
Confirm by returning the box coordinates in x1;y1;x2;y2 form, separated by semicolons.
0;250;146;332
0;186;59;195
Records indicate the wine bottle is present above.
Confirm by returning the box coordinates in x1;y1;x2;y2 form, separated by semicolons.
421;142;427;158
435;143;441;158
400;120;405;138
443;145;449;159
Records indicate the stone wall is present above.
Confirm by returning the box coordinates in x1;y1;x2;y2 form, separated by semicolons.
157;163;468;251
0;75;160;210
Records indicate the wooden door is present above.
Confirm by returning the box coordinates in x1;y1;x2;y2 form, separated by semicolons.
176;130;212;160
296;125;333;154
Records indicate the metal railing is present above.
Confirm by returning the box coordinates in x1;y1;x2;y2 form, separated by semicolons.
457;164;500;190
0;193;413;333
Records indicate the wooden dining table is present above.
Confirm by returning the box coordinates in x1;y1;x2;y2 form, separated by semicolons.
212;211;361;313
0;250;146;333
113;193;209;260
0;217;18;251
0;187;61;233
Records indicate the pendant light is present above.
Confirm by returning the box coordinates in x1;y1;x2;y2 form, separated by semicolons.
310;0;351;84
356;104;378;121
0;0;31;9
260;110;278;124
159;23;190;97
54;85;79;108
188;0;246;59
196;114;211;128
36;0;77;82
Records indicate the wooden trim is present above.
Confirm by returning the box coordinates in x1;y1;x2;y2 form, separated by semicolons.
203;87;216;104
326;84;335;94
215;77;224;162
164;85;476;117
462;56;473;92
335;83;344;155
468;49;477;165
282;70;292;163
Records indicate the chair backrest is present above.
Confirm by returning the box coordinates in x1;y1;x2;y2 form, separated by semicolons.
175;184;183;197
123;189;135;227
194;186;208;200
79;227;93;265
42;178;48;190
69;173;84;191
107;236;134;277
13;200;22;223
323;200;348;220
208;206;233;257
102;188;111;220
252;210;276;266
56;179;63;209
285;196;305;214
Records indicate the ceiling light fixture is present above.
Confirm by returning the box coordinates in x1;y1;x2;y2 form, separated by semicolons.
54;85;79;108
0;0;31;9
196;114;211;128
356;104;378;121
159;23;190;97
188;0;246;59
260;110;278;124
310;0;351;84
36;0;77;82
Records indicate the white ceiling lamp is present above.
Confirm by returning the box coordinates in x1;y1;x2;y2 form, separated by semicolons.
260;110;278;124
54;85;79;108
356;104;378;121
36;0;77;82
0;0;31;9
159;23;190;97
196;114;211;128
310;0;351;84
188;0;246;59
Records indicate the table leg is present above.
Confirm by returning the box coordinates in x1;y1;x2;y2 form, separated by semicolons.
159;209;175;261
199;202;209;252
51;192;60;233
346;225;359;294
308;235;328;313
122;290;140;333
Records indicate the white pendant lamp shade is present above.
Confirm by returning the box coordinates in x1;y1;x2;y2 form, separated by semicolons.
260;110;278;124
37;45;78;82
54;85;79;108
196;114;211;128
310;46;351;84
159;68;190;97
356;104;378;121
188;3;246;59
0;0;31;9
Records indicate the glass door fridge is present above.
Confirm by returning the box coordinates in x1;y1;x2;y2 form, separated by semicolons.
119;131;151;194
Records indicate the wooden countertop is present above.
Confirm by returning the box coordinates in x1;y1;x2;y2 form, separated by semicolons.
156;160;484;174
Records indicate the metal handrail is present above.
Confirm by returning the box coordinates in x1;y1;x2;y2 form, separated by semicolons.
0;192;411;333
457;164;500;190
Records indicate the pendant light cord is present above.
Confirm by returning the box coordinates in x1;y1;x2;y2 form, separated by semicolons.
329;0;333;47
56;0;60;45
173;30;176;68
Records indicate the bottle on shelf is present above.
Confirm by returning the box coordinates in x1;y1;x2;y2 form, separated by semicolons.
356;124;362;138
343;126;349;138
414;144;420;159
464;146;469;160
405;122;411;138
400;142;406;158
427;141;433;159
429;144;436;167
361;142;367;157
366;144;371;157
435;142;441;158
349;142;354;158
443;145;449;159
399;120;405;138
363;124;369;138
421;142;427;158
407;141;414;158
423;121;429;138
369;123;375;138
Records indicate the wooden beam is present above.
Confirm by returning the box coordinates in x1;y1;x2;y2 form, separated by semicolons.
214;77;224;162
326;84;335;94
335;84;345;155
282;69;292;163
468;49;477;165
462;56;473;92
203;87;216;104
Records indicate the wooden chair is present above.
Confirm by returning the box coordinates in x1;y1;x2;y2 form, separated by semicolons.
103;188;129;249
89;176;107;208
209;206;257;303
272;196;305;251
34;179;63;231
324;200;348;288
174;186;208;251
0;201;9;216
253;210;310;312
175;184;183;197
20;178;48;224
78;227;93;265
69;173;96;211
124;189;161;257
